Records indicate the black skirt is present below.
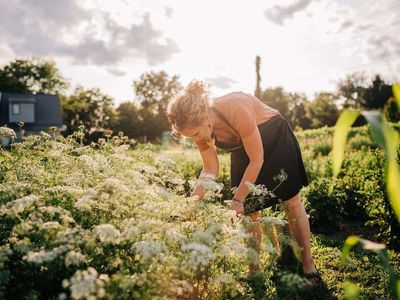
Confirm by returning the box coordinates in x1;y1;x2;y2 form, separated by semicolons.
230;114;309;214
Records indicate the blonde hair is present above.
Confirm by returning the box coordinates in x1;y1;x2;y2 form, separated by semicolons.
167;80;210;135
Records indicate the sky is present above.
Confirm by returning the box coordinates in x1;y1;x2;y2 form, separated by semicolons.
0;0;399;105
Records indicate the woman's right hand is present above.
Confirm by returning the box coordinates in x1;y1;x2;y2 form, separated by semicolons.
230;199;244;216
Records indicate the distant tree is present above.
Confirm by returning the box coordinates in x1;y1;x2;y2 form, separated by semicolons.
255;56;262;99
112;101;141;138
363;74;393;109
336;71;369;109
133;71;182;142
287;92;312;129
260;87;290;120
384;96;400;123
61;86;118;137
0;57;69;94
306;92;340;128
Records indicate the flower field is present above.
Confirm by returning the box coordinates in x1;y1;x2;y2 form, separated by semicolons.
0;127;399;299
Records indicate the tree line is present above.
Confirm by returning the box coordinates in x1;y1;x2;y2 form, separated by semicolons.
0;57;398;143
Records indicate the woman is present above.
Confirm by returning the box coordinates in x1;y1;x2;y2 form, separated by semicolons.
167;81;321;284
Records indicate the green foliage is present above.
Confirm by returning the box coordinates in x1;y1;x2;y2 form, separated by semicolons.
306;92;340;129
341;236;399;299
349;133;379;150
132;70;182;142
0;57;69;94
61;86;118;138
384;97;400;123
312;141;332;156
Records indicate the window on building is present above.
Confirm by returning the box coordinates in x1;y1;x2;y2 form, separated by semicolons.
12;103;20;115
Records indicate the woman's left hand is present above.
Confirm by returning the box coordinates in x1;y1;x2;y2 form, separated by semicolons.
231;199;244;216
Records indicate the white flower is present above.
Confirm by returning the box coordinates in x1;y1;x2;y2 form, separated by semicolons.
94;224;121;244
63;267;108;300
7;195;40;214
40;131;52;139
65;250;87;267
213;273;234;284
133;240;167;260
24;245;69;264
0;126;16;138
41;221;61;230
134;163;157;174
102;178;129;193
45;186;84;198
75;188;97;210
198;178;223;192
182;243;215;270
155;155;176;168
260;216;287;227
273;169;288;183
246;182;276;198
165;228;185;243
78;155;98;170
109;153;133;162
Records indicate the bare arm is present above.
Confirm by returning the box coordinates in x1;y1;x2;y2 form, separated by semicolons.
191;142;219;199
231;128;264;202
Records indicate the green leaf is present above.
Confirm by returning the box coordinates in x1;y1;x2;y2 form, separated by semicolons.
341;235;359;263
361;111;385;148
330;110;360;194
344;281;360;300
361;111;400;221
393;83;400;109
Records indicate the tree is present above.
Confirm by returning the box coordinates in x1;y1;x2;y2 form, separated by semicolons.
132;71;182;142
363;75;393;109
306;92;340;128
255;56;262;99
112;102;141;138
287;92;311;129
61;86;118;137
336;71;369;109
259;87;291;120
0;57;69;94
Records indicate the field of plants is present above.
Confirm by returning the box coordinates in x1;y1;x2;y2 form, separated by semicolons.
0;125;399;299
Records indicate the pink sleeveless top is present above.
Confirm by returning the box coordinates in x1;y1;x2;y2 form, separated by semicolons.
195;92;279;151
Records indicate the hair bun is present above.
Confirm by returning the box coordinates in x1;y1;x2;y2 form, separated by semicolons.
185;80;206;95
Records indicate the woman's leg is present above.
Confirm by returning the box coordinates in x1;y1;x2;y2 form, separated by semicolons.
245;210;262;275
282;192;315;274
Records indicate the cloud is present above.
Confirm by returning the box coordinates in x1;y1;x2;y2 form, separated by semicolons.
164;6;174;18
0;0;179;67
264;0;314;26
106;68;127;77
205;75;238;89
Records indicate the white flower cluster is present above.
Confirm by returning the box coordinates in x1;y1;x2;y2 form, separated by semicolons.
0;245;12;268
78;155;98;171
197;172;223;195
75;188;97;210
155;154;176;168
94;224;121;244
181;242;215;270
102;177;129;194
62;267;108;300
45;186;85;198
273;168;289;183
7;194;40;214
24;245;70;264
64;250;87;267
133;240;167;260
0;126;16;138
246;182;276;198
